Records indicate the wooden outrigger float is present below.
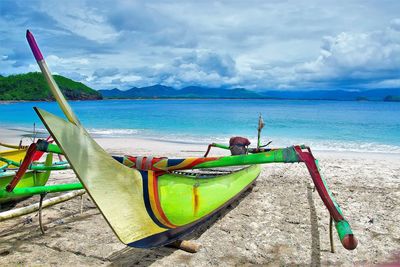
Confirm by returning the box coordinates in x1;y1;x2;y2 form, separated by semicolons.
2;30;358;251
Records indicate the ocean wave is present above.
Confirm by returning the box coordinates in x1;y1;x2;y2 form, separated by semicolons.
264;137;400;154
86;128;140;137
6;126;400;154
137;135;400;153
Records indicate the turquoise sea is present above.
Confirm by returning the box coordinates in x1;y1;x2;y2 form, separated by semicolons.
1;99;399;153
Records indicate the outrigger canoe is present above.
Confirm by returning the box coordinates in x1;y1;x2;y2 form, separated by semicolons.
24;30;358;250
32;108;263;247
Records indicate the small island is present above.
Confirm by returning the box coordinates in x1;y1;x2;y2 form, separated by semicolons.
0;72;102;101
384;95;400;102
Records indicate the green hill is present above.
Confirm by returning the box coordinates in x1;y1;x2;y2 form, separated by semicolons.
0;72;102;101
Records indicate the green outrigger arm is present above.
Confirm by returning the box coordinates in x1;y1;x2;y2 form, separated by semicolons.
0;183;83;199
36;140;63;154
0;153;55;203
26;29;357;250
0;156;69;171
203;142;272;157
203;143;230;157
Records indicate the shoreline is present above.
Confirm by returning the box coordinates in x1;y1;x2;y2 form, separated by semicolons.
0;128;400;160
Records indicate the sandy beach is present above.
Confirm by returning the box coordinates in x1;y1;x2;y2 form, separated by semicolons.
0;130;399;266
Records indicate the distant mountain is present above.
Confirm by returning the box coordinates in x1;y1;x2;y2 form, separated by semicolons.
0;72;102;101
100;85;176;98
1;73;399;102
260;89;400;101
178;86;260;98
99;85;399;101
99;85;262;99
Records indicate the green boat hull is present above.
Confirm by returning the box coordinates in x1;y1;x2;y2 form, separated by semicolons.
142;165;261;228
0;170;51;204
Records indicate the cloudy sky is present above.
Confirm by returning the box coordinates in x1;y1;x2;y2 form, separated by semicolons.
1;0;399;91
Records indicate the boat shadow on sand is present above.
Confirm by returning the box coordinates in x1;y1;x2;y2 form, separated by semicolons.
94;181;324;266
0;180;325;266
0;205;101;260
307;185;321;267
108;184;256;266
0;182;256;266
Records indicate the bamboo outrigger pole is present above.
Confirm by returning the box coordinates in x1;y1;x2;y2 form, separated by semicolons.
0;142;28;150
0;183;83;199
0;190;85;222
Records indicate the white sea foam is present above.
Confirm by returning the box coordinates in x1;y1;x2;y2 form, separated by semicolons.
87;128;139;137
138;134;400;154
8;126;400;154
262;137;400;154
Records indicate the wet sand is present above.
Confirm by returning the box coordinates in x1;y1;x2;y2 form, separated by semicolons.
0;133;399;266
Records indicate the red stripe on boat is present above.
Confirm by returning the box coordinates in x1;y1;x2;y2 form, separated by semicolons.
152;172;177;228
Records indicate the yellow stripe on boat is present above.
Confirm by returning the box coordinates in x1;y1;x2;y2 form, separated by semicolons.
0;149;27;168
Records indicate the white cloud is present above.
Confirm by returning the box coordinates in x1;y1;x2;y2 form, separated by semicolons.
119;75;142;83
39;0;120;43
1;0;400;90
46;55;89;66
292;19;400;89
364;79;400;89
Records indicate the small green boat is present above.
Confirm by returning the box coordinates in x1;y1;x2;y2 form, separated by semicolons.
0;140;72;206
0;154;52;204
